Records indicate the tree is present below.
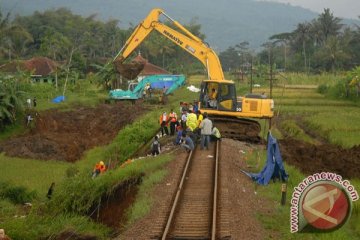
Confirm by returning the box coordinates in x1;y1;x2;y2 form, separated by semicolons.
40;29;71;60
219;46;240;71
313;36;350;72
292;22;312;72
269;32;292;71
0;77;25;128
312;8;343;46
0;10;33;61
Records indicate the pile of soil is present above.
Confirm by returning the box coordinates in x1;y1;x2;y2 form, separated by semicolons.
113;59;144;80
0;103;146;162
279;138;360;179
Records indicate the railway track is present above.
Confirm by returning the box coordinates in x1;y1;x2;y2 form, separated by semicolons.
158;140;224;240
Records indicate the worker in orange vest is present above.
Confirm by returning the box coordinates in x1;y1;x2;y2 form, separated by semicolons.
92;161;106;178
159;112;169;136
169;109;178;136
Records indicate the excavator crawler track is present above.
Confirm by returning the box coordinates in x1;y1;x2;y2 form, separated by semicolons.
211;116;262;143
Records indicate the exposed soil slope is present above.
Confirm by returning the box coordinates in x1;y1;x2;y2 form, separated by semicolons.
280;138;360;179
0;103;145;162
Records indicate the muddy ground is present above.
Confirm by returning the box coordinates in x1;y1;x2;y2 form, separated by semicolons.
280;138;360;179
0;102;146;162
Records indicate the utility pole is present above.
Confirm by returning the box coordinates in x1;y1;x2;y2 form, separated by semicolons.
270;58;273;99
250;56;253;94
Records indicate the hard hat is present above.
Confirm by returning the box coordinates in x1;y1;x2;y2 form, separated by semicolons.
100;161;104;165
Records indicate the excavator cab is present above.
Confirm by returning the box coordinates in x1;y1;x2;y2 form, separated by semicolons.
199;80;237;112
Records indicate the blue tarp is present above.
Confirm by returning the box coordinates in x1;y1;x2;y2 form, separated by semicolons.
52;95;65;103
109;74;185;100
243;133;289;185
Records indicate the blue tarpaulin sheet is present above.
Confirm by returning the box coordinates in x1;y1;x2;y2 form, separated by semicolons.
52;96;65;103
243;133;289;185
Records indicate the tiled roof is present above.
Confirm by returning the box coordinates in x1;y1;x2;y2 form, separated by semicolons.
0;57;58;76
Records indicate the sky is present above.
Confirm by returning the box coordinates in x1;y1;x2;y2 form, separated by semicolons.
262;0;360;19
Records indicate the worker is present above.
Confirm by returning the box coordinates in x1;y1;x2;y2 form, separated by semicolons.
33;97;37;107
159;112;169;136
27;98;32;108
92;161;106;178
193;100;199;113
211;126;221;141
180;110;187;130
209;88;218;108
180;101;188;113
47;182;55;199
197;110;203;127
148;84;153;98
26;114;33;127
161;86;167;104
174;126;184;145
144;83;151;99
151;135;161;156
169;109;178;136
186;109;198;132
199;112;213;150
180;131;195;153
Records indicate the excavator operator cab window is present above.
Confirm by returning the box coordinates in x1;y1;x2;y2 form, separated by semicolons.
217;83;237;111
199;82;236;111
200;82;219;109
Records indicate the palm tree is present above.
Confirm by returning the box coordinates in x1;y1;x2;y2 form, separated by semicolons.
0;10;33;60
0;92;13;125
0;78;25;129
312;8;343;46
293;22;311;72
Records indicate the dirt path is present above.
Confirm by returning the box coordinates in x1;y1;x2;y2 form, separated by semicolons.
0;103;146;162
220;139;270;239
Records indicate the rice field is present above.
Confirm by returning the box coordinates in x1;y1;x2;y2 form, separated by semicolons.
266;86;360;148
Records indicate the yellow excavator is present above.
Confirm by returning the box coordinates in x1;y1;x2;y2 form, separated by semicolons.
113;8;274;142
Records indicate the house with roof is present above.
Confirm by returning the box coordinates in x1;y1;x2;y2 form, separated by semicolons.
131;53;170;81
0;57;58;83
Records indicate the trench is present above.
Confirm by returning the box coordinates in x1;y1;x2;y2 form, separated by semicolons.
89;177;142;234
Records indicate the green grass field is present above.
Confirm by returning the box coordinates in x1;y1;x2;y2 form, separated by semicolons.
255;83;360;148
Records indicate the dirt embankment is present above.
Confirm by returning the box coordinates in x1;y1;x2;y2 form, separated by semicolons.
280;138;360;179
0;103;146;162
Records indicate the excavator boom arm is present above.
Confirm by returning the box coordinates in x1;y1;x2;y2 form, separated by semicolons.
114;8;224;80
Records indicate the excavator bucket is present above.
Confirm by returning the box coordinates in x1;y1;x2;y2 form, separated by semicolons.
113;59;145;80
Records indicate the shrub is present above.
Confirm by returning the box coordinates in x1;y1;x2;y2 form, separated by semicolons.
0;182;37;204
317;84;328;94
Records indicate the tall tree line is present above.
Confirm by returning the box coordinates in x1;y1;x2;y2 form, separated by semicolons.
264;9;360;72
220;9;360;73
0;7;206;75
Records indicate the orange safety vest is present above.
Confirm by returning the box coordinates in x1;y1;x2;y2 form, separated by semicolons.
99;164;106;173
94;163;100;172
159;114;169;126
169;112;177;122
